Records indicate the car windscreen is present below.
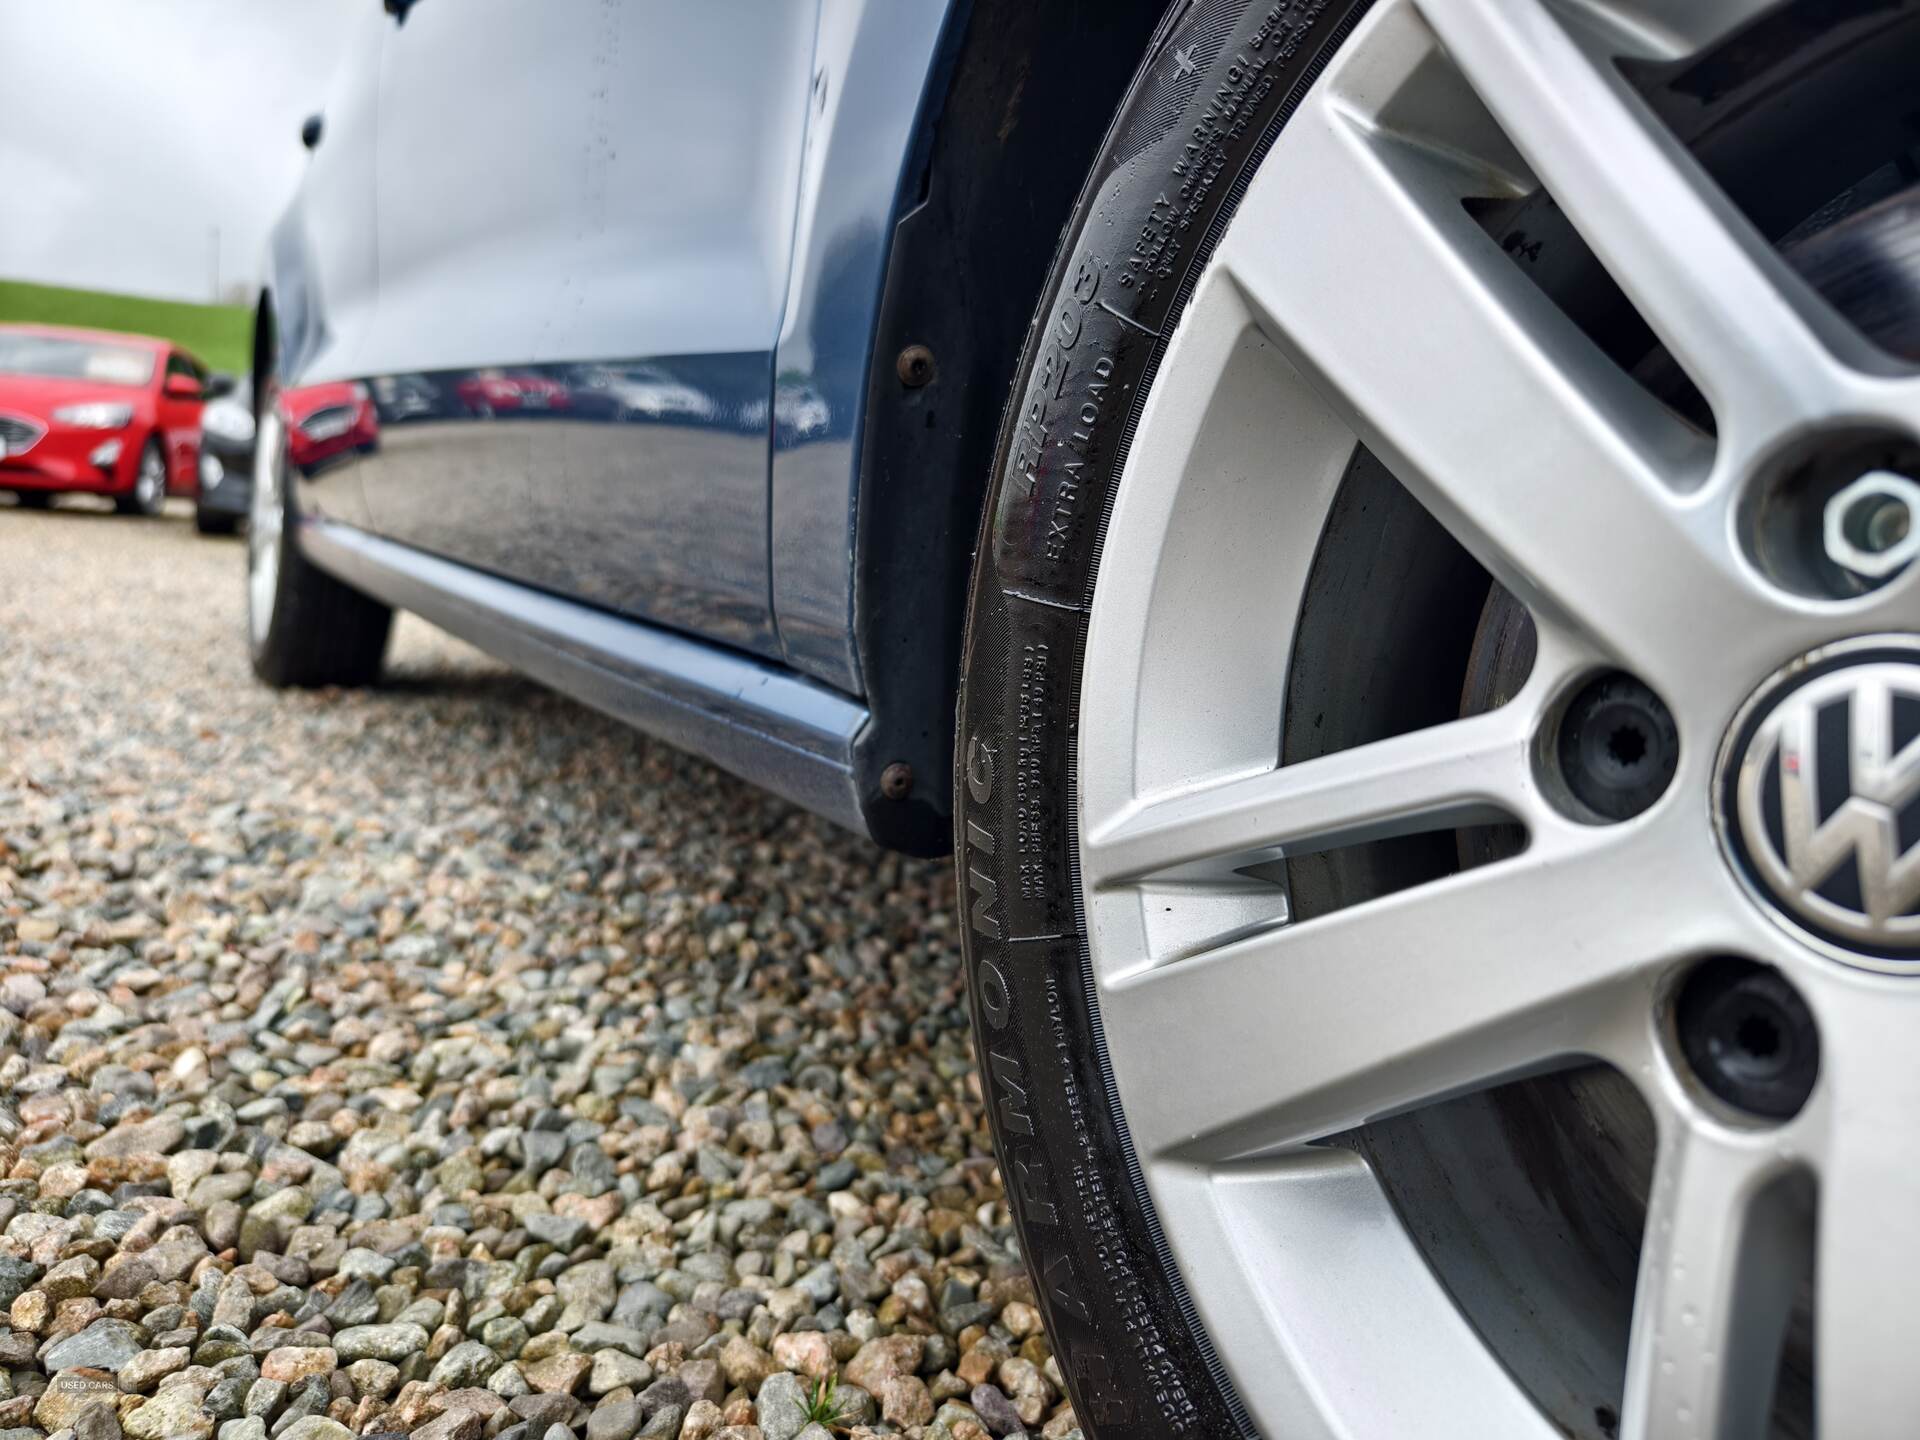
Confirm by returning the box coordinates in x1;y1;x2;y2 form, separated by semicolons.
0;335;155;387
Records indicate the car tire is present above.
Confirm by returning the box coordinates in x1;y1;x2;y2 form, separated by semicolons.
14;491;51;511
954;0;1920;1431
248;401;391;687
115;437;169;517
195;506;239;536
954;5;1372;1434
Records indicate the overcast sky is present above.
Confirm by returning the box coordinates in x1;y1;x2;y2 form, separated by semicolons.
0;1;355;303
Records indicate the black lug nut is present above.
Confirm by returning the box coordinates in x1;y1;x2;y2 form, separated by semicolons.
1676;958;1819;1120
1557;671;1679;821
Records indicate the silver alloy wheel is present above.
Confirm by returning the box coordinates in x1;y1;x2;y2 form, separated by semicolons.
134;441;167;512
248;405;285;648
1074;2;1920;1436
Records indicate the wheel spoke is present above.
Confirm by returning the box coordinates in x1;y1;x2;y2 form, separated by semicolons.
1620;1122;1806;1440
1165;1149;1569;1440
1419;0;1862;456
1082;705;1537;887
1812;993;1920;1439
1538;0;1783;62
1097;830;1696;1162
1217;44;1759;691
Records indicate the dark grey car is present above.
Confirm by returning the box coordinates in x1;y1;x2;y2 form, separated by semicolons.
194;377;254;535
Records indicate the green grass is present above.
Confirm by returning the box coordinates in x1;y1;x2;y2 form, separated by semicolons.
0;279;252;376
799;1374;851;1432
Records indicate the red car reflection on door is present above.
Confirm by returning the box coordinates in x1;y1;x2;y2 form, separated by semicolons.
453;368;571;417
0;324;214;516
283;381;380;473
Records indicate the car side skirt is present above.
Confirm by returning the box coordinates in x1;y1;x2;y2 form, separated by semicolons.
300;518;872;834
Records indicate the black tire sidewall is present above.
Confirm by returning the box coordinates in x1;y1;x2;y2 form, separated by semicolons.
955;4;1373;1436
246;413;391;688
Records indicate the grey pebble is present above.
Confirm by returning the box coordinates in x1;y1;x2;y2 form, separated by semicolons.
43;1320;144;1374
583;1399;641;1440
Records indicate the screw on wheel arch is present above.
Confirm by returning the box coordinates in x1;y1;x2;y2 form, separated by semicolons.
956;1;1920;1436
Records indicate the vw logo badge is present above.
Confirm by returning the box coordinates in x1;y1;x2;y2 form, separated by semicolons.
1720;637;1920;968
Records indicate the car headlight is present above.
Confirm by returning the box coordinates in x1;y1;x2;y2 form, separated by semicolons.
297;408;355;442
52;401;134;429
201;399;256;446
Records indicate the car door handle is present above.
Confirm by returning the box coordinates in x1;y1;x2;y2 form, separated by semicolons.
383;0;421;23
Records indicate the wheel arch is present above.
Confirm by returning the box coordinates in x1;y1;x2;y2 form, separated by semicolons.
848;0;1172;856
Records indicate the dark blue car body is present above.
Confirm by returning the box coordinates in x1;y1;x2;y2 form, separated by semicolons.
260;0;1164;853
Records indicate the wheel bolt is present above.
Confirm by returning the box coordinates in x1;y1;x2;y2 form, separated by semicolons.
1554;671;1678;822
1824;469;1920;581
1676;958;1818;1120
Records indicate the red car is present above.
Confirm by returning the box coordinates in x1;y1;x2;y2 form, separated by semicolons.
283;381;380;473
453;368;571;418
0;323;221;516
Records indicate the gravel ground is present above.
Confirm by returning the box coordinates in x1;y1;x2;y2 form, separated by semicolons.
0;501;1072;1440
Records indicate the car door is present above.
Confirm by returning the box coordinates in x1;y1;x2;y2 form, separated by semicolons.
271;3;388;532
158;351;204;493
356;0;818;658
